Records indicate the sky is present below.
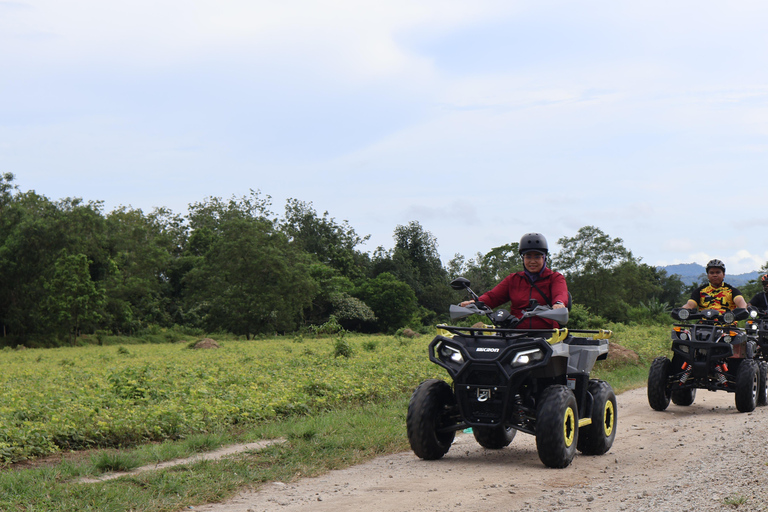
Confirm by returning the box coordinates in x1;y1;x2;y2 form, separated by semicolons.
2;0;768;275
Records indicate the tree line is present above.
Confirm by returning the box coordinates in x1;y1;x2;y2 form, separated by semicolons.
1;173;755;347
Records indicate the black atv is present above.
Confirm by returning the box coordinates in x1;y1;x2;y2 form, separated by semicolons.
745;308;768;406
647;307;760;412
406;278;616;469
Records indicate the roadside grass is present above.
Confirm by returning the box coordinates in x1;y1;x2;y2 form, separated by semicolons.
0;324;675;511
0;399;410;512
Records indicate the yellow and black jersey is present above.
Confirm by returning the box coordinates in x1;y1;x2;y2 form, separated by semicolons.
689;282;744;313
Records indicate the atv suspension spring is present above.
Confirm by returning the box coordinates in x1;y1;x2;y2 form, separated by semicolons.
680;363;693;384
715;364;728;385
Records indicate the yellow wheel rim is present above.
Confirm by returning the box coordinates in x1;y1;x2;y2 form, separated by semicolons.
603;400;615;437
563;407;575;447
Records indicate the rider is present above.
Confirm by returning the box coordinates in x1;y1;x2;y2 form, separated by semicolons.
680;259;748;313
460;233;568;329
748;274;768;312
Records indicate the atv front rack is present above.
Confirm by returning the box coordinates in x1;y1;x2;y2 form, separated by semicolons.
435;325;612;345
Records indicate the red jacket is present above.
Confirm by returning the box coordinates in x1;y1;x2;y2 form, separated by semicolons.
477;268;569;329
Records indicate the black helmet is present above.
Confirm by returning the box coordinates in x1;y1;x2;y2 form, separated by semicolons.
706;259;726;273
519;233;548;254
761;274;768;284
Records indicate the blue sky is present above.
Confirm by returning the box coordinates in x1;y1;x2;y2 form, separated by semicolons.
2;1;768;274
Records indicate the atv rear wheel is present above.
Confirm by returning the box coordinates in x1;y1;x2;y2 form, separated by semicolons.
671;387;696;406
577;380;617;456
535;385;578;468
647;356;672;411
735;359;758;413
758;362;768;407
406;379;457;459
473;425;516;449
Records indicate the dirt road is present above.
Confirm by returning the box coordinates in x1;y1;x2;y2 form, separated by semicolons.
196;387;768;512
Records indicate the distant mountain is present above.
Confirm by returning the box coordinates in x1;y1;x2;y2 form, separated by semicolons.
659;263;762;287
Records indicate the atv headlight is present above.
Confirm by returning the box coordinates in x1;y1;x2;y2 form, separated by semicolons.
439;344;464;364
723;311;735;324
511;348;544;367
678;309;690;320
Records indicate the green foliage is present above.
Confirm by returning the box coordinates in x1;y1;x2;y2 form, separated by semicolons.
625;297;673;325
281;198;370;280
448;243;522;295
566;303;608;329
312;315;345;336
0;335;443;464
552;226;686;323
0;168;760;350
43;251;106;344
333;333;353;358
182;193;317;338
373;221;451;317
354;272;417;333
328;291;377;331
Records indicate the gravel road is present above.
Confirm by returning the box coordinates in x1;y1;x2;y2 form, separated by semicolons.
195;387;768;512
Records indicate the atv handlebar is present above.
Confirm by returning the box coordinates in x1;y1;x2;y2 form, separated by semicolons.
671;307;748;324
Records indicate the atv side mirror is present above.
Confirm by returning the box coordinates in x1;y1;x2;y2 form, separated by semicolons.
450;277;471;291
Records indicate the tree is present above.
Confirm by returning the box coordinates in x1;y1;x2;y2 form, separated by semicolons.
448;243;523;298
354;272;417;332
102;206;182;333
43;252;106;344
383;221;451;318
553;226;637;275
0;192;104;341
181;194;317;337
280;199;370;280
552;226;641;320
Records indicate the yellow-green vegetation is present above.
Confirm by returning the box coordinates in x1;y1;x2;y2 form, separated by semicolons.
0;334;443;464
588;323;672;393
0;325;676;511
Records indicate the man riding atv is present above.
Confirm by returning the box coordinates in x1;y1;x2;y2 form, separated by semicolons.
648;259;760;412
681;259;748;314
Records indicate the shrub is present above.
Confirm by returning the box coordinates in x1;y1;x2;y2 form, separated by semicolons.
333;333;353;358
567;303;609;329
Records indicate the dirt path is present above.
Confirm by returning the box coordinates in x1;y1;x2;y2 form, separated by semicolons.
195;387;768;512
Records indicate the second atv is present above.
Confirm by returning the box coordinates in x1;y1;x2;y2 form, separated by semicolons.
648;307;759;412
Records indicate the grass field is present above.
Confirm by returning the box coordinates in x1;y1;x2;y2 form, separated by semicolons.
0;324;673;511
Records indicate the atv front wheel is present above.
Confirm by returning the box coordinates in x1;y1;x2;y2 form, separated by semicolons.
473;425;516;449
671;388;696;406
535;385;578;468
406;379;457;459
735;359;758;413
577;380;617;456
647;356;672;411
758;362;768;407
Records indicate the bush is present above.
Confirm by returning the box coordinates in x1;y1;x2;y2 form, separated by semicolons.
333;333;353;358
567;303;609;329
